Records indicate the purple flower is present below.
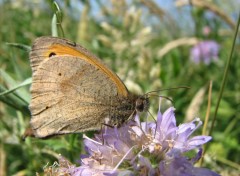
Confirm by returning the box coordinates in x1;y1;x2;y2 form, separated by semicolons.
70;123;137;175
51;107;219;175
159;150;220;176
131;107;211;153
190;40;220;65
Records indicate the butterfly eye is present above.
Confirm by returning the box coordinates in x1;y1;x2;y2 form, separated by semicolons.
136;97;149;112
136;99;144;112
49;52;56;57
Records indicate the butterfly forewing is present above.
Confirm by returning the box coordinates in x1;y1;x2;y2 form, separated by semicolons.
29;37;137;138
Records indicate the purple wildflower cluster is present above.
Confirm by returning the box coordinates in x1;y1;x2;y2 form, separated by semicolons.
52;107;219;176
191;40;220;65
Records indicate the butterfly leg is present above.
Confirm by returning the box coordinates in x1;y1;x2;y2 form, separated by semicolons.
100;123;115;145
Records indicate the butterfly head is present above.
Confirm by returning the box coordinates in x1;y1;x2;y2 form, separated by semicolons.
135;95;149;113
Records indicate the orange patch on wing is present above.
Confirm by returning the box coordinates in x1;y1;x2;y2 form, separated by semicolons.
45;44;128;97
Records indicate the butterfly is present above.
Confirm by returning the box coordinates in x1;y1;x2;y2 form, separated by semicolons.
28;36;149;138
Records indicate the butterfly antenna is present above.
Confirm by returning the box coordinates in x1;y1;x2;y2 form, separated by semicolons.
101;123;115;145
148;94;173;103
145;86;190;95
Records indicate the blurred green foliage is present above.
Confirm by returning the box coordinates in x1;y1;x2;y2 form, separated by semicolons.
0;0;239;175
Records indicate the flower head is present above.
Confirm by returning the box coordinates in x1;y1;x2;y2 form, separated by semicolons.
131;107;211;154
191;40;220;65
52;107;219;175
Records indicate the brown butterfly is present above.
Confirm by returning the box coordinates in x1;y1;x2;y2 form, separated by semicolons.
28;36;149;138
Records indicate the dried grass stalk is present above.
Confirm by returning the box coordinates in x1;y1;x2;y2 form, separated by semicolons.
185;87;206;122
176;0;236;29
157;37;199;58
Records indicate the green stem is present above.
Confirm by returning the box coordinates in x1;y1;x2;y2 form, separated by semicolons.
209;13;240;136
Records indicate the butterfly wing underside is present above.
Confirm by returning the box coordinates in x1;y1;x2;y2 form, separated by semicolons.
29;37;130;138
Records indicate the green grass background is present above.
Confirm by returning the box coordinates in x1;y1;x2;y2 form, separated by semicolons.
0;0;239;175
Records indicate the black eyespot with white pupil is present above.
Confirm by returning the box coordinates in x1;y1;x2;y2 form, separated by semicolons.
49;52;56;57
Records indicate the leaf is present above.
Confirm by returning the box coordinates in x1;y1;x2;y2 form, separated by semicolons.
0;77;32;96
0;69;30;114
0;84;29;114
0;69;30;103
51;14;58;37
51;1;64;37
6;42;31;52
